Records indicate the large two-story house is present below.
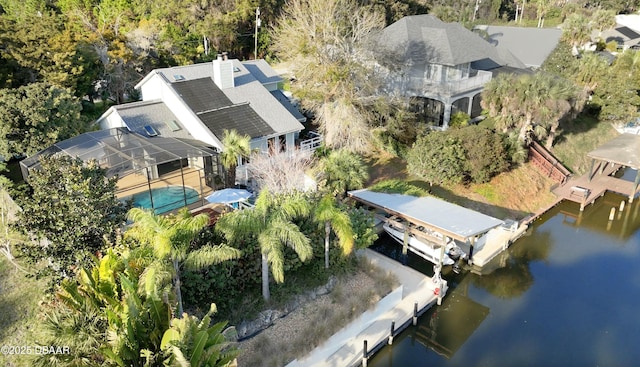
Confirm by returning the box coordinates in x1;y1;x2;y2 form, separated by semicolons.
98;55;306;155
375;14;528;129
22;56;308;214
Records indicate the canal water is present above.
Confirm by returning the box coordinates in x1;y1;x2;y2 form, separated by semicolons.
369;191;640;367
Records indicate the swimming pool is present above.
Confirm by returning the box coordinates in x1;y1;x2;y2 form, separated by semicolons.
125;186;200;214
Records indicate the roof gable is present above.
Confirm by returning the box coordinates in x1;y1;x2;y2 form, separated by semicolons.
379;14;508;66
111;100;192;139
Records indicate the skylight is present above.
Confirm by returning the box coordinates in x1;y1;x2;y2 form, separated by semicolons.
166;120;181;131
143;125;159;137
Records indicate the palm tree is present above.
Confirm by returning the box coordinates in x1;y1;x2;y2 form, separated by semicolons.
161;304;239;367
219;129;251;188
215;190;313;301
318;148;369;198
126;208;241;316
482;73;577;145
561;14;592;50
313;195;354;269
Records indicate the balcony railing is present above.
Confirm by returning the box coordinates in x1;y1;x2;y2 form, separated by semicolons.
300;131;323;152
401;70;493;96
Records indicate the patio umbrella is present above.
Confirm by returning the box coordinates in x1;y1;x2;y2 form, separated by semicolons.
205;188;253;204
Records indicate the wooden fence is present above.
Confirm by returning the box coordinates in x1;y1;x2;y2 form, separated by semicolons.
528;141;571;185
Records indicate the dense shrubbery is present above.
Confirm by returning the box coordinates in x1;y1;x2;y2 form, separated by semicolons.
182;198;378;321
406;125;510;186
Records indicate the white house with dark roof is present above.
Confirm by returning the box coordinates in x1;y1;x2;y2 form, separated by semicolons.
98;55;305;155
374;14;527;129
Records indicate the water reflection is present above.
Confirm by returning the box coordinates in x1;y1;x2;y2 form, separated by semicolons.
369;192;640;366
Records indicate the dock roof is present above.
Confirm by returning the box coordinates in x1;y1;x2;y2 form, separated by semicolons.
587;133;640;170
348;189;503;242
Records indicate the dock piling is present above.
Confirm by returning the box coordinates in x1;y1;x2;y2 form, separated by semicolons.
388;321;395;345
620;201;625;212
362;340;368;367
413;302;418;326
609;207;616;221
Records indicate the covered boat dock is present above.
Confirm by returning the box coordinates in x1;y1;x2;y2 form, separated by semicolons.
552;133;640;211
347;190;521;268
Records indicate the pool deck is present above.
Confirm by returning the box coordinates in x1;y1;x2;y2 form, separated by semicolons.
116;167;213;200
286;249;444;367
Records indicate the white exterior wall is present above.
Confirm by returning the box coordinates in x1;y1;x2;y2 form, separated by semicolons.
139;75;164;101
139;74;223;150
285;132;296;150
250;138;268;153
98;109;127;130
188;156;205;170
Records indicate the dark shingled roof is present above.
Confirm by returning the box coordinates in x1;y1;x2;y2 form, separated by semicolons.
198;104;275;139
172;78;233;112
378;14;506;66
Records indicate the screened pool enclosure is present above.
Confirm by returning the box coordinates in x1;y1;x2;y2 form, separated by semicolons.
21;128;222;214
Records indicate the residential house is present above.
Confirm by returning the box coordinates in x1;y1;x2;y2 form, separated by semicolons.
98;55;305;156
20;56;310;213
594;26;640;51
374;14;527;129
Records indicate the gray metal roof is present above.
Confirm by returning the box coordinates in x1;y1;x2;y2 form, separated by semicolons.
348;189;503;240
378;14;510;67
20;128;218;181
588;133;640;170
270;90;307;122
241;60;283;85
477;25;562;68
111;100;193;140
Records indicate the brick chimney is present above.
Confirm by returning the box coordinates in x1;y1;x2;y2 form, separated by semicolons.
213;52;234;89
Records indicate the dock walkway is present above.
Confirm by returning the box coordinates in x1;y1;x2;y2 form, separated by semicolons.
286;249;442;367
552;163;637;211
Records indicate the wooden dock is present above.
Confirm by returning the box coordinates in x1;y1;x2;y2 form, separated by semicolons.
552;162;638;211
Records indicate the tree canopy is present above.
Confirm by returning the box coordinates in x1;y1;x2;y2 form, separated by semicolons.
0;82;86;158
15;155;127;280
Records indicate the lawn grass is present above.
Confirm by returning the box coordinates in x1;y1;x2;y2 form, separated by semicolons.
364;153;558;220
551;114;619;174
0;257;46;367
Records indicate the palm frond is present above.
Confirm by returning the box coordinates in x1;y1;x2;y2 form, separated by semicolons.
330;211;355;255
265;219;313;262
183;245;242;270
261;236;285;283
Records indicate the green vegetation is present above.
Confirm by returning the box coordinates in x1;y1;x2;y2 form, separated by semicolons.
314;195;355;269
316;148;370;198
407;126;510;186
0;82;87;158
219;129;251;188
215;190;314;301
369;179;429;197
126;208;241;316
550;114;619;174
15;155;127;283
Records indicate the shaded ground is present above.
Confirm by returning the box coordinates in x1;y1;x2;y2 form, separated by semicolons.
365;154;557;220
0;256;46;367
237;259;398;367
